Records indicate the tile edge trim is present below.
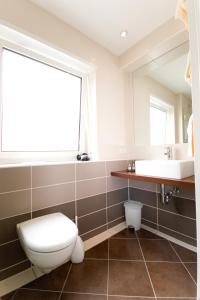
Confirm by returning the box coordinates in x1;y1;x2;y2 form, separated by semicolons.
141;224;197;252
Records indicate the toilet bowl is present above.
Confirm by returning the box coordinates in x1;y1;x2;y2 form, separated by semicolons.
17;213;84;273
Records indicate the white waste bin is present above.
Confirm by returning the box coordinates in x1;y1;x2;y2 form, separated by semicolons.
124;201;143;231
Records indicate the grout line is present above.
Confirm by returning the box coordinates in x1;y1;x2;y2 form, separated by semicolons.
80;223;107;237
61;291;107;296
78;200;125;220
58;263;72;300
105;161;109;231
107;237;110;300
156;184;159;230
158;207;196;221
31;180;75;190
0;238;19;247
30;166;32;219
169;242;197;286
78;207;107;219
0;187;31;196
76;176;107;183
74;164;78;224
158;225;197;241
142;218;158;226
0;259;29;272
130;186;195;202
80;215;125;239
142;203;196;221
10;289;18;300
136;231;157;300
128;178;130;200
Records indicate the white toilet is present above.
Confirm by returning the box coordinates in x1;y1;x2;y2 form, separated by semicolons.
17;213;84;273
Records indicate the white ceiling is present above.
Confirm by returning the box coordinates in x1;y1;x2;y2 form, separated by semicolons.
29;0;177;55
149;54;191;98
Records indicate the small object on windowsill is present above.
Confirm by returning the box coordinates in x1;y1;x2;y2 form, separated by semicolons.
132;160;136;172
76;153;90;161
127;163;132;172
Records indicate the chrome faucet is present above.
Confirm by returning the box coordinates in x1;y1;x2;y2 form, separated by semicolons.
164;146;172;160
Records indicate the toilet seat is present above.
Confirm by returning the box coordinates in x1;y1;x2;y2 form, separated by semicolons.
17;213;78;253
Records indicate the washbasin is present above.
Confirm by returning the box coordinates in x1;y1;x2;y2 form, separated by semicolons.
135;159;194;179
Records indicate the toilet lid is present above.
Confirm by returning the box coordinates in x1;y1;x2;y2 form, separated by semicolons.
17;213;78;253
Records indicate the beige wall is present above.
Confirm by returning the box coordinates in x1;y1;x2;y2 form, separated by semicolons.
0;0;132;160
0;0;189;161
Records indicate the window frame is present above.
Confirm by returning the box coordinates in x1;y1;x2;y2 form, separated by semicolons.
0;39;88;159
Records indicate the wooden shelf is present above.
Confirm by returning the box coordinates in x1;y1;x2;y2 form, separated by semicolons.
111;170;195;188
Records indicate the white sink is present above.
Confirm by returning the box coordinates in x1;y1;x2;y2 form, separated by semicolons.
135;160;194;179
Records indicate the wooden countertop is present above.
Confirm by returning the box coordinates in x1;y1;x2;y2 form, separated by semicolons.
111;170;195;188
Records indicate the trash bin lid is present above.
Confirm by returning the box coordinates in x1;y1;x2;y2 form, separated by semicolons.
124;200;143;208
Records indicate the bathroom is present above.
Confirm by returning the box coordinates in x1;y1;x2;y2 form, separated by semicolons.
0;0;200;299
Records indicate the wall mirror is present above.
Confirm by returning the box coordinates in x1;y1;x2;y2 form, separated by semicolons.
133;41;192;146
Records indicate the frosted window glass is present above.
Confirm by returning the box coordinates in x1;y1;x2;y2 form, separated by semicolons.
1;49;81;151
150;106;167;145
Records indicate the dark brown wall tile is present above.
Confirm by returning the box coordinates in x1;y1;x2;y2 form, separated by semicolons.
0;167;31;193
0;260;30;281
142;219;157;230
76;162;106;180
77;194;106;217
0;240;26;270
159;226;197;246
0;190;31;219
108;203;124;222
32;201;75;220
32;183;75;211
78;209;107;235
0;213;31;245
108;216;125;229
142;205;157;224
107;188;128;206
165;185;195;200
81;225;107;241
32;164;75;187
130;179;158;193
158;210;196;239
129;188;157;207
158;197;196;219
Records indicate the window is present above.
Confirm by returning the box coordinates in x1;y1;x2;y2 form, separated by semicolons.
150;96;175;145
1;48;82;152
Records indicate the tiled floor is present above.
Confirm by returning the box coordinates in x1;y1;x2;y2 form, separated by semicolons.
2;229;197;300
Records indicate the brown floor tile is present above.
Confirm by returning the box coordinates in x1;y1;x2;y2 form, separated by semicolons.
109;261;154;296
85;241;108;259
64;260;108;294
14;289;59;299
109;297;155;300
171;243;197;262
140;240;179;262
157;299;196;300
61;293;106;300
24;262;71;291
147;262;197;297
184;263;197;282
136;229;161;239
109;238;143;260
111;228;136;239
1;291;16;300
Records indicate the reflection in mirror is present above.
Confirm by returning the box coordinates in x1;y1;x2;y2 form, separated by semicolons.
133;41;192;146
